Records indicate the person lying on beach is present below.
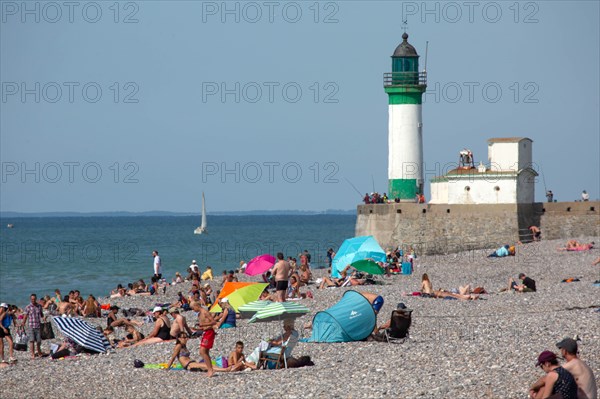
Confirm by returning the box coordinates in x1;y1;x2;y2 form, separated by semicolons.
593;257;600;266
165;332;228;372
318;266;355;289
318;275;345;289
432;290;480;300
558;241;595;251
132;307;174;347
51;337;84;359
487;245;516;257
228;341;248;372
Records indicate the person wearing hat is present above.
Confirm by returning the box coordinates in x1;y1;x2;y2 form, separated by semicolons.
529;350;577;399
374;303;413;335
557;338;597;399
188;260;200;280
215;298;236;329
133;307;173;347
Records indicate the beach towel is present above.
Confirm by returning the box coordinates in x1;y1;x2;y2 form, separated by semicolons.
143;363;184;370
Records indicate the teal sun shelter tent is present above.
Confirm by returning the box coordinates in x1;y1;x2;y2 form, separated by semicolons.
307;290;376;343
332;236;386;278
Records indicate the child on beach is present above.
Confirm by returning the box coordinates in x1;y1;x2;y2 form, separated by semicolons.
228;341;248;372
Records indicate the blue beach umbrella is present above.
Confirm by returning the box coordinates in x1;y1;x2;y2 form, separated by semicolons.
52;316;111;353
332;236;386;278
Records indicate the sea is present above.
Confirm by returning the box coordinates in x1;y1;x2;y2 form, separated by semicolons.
0;215;355;307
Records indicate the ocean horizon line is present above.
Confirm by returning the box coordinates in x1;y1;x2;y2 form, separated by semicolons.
0;209;356;218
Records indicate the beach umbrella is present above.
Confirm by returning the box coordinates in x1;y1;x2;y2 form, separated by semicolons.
210;283;268;313
248;301;310;324
350;259;385;275
332;236;386;278
244;254;276;276
209;281;255;312
52;316;111;353
238;299;274;318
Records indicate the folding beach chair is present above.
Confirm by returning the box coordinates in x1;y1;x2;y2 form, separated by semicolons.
258;345;289;369
383;308;412;344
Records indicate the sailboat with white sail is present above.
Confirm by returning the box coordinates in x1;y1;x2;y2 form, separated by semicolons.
194;192;207;235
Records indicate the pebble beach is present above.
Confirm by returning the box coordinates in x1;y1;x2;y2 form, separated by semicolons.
1;237;599;399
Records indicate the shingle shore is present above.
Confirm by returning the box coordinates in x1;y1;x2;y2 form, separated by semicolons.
1;237;598;399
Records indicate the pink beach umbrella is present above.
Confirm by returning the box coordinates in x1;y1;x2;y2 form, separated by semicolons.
245;254;276;276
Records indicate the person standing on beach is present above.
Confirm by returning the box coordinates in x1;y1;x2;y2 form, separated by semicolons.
197;306;217;377
0;303;16;364
546;190;554;202
272;252;291;302
22;294;44;359
153;250;162;280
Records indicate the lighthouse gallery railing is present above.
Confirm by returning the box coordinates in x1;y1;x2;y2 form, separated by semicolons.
384;71;427;86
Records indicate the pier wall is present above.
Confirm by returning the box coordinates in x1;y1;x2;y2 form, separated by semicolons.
355;201;599;254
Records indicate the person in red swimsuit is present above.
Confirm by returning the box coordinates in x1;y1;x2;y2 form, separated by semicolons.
197;307;217;377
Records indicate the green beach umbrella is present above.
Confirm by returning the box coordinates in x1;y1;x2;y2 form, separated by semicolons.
350;259;385;275
238;300;274;318
210;283;268;313
248;301;310;324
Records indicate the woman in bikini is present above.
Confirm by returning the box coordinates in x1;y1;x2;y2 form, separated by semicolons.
165;333;228;372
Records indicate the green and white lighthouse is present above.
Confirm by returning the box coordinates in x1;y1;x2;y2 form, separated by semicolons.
384;32;427;200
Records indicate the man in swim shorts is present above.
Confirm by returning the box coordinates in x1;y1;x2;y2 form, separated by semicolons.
361;292;385;314
272;252;291;302
197;306;216;377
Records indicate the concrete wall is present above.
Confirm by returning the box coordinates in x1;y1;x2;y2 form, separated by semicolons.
355;201;599;254
539;201;600;240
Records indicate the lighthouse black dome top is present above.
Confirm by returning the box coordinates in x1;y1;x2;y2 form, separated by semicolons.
393;32;418;57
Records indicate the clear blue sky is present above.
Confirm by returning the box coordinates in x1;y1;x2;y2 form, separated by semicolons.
1;1;598;212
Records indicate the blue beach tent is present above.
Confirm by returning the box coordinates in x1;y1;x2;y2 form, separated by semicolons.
307;291;376;343
332;235;386;278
